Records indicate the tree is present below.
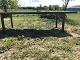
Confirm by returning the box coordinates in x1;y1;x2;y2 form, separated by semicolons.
54;5;60;10
49;5;52;10
0;0;18;12
62;0;74;10
39;4;42;10
43;6;49;10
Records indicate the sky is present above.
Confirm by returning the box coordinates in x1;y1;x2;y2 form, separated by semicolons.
18;0;80;7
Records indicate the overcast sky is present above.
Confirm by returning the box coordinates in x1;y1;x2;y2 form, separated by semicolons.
18;0;80;7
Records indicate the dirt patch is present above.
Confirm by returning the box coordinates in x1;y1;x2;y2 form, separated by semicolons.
72;46;80;54
65;24;80;38
70;33;80;38
0;48;17;60
24;56;46;60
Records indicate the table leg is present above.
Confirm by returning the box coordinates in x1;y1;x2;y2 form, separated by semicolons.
1;15;5;33
61;14;65;32
10;14;13;28
55;15;58;28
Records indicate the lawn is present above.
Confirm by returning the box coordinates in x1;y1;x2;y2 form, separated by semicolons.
0;11;80;60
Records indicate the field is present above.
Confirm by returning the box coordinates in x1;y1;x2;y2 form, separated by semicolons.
0;10;80;60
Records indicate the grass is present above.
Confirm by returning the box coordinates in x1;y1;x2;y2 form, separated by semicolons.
0;10;80;60
66;13;80;26
66;12;80;34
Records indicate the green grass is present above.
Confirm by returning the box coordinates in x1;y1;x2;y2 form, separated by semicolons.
66;12;80;34
0;10;80;60
66;13;80;26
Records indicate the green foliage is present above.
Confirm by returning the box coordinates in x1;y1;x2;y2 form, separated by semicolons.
11;47;49;60
17;35;25;41
43;6;49;10
9;0;18;9
49;5;60;11
61;4;65;10
54;5;60;10
40;14;55;19
48;48;55;53
50;56;61;60
0;45;9;53
11;51;23;60
0;0;18;12
66;14;80;26
19;5;61;11
49;5;52;10
0;38;15;53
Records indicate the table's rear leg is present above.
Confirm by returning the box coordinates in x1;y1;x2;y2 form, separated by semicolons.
55;15;58;28
10;14;13;28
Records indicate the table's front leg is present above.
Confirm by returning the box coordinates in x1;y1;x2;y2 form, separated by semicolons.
1;14;6;33
61;13;65;32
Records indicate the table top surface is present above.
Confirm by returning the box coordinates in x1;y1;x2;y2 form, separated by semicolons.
0;11;77;14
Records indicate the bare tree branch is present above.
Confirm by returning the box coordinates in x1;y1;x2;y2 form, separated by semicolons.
62;0;71;10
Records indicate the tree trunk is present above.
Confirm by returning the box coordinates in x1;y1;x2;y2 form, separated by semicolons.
4;5;7;12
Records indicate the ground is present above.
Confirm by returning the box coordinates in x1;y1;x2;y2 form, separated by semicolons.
0;13;80;60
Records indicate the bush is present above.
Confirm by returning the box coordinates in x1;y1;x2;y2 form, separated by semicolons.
40;14;55;19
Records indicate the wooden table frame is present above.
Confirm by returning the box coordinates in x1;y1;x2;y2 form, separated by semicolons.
0;11;77;33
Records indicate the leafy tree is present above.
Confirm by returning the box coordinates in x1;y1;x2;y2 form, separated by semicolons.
39;4;42;10
49;5;52;10
54;5;60;10
43;6;49;10
0;0;18;12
